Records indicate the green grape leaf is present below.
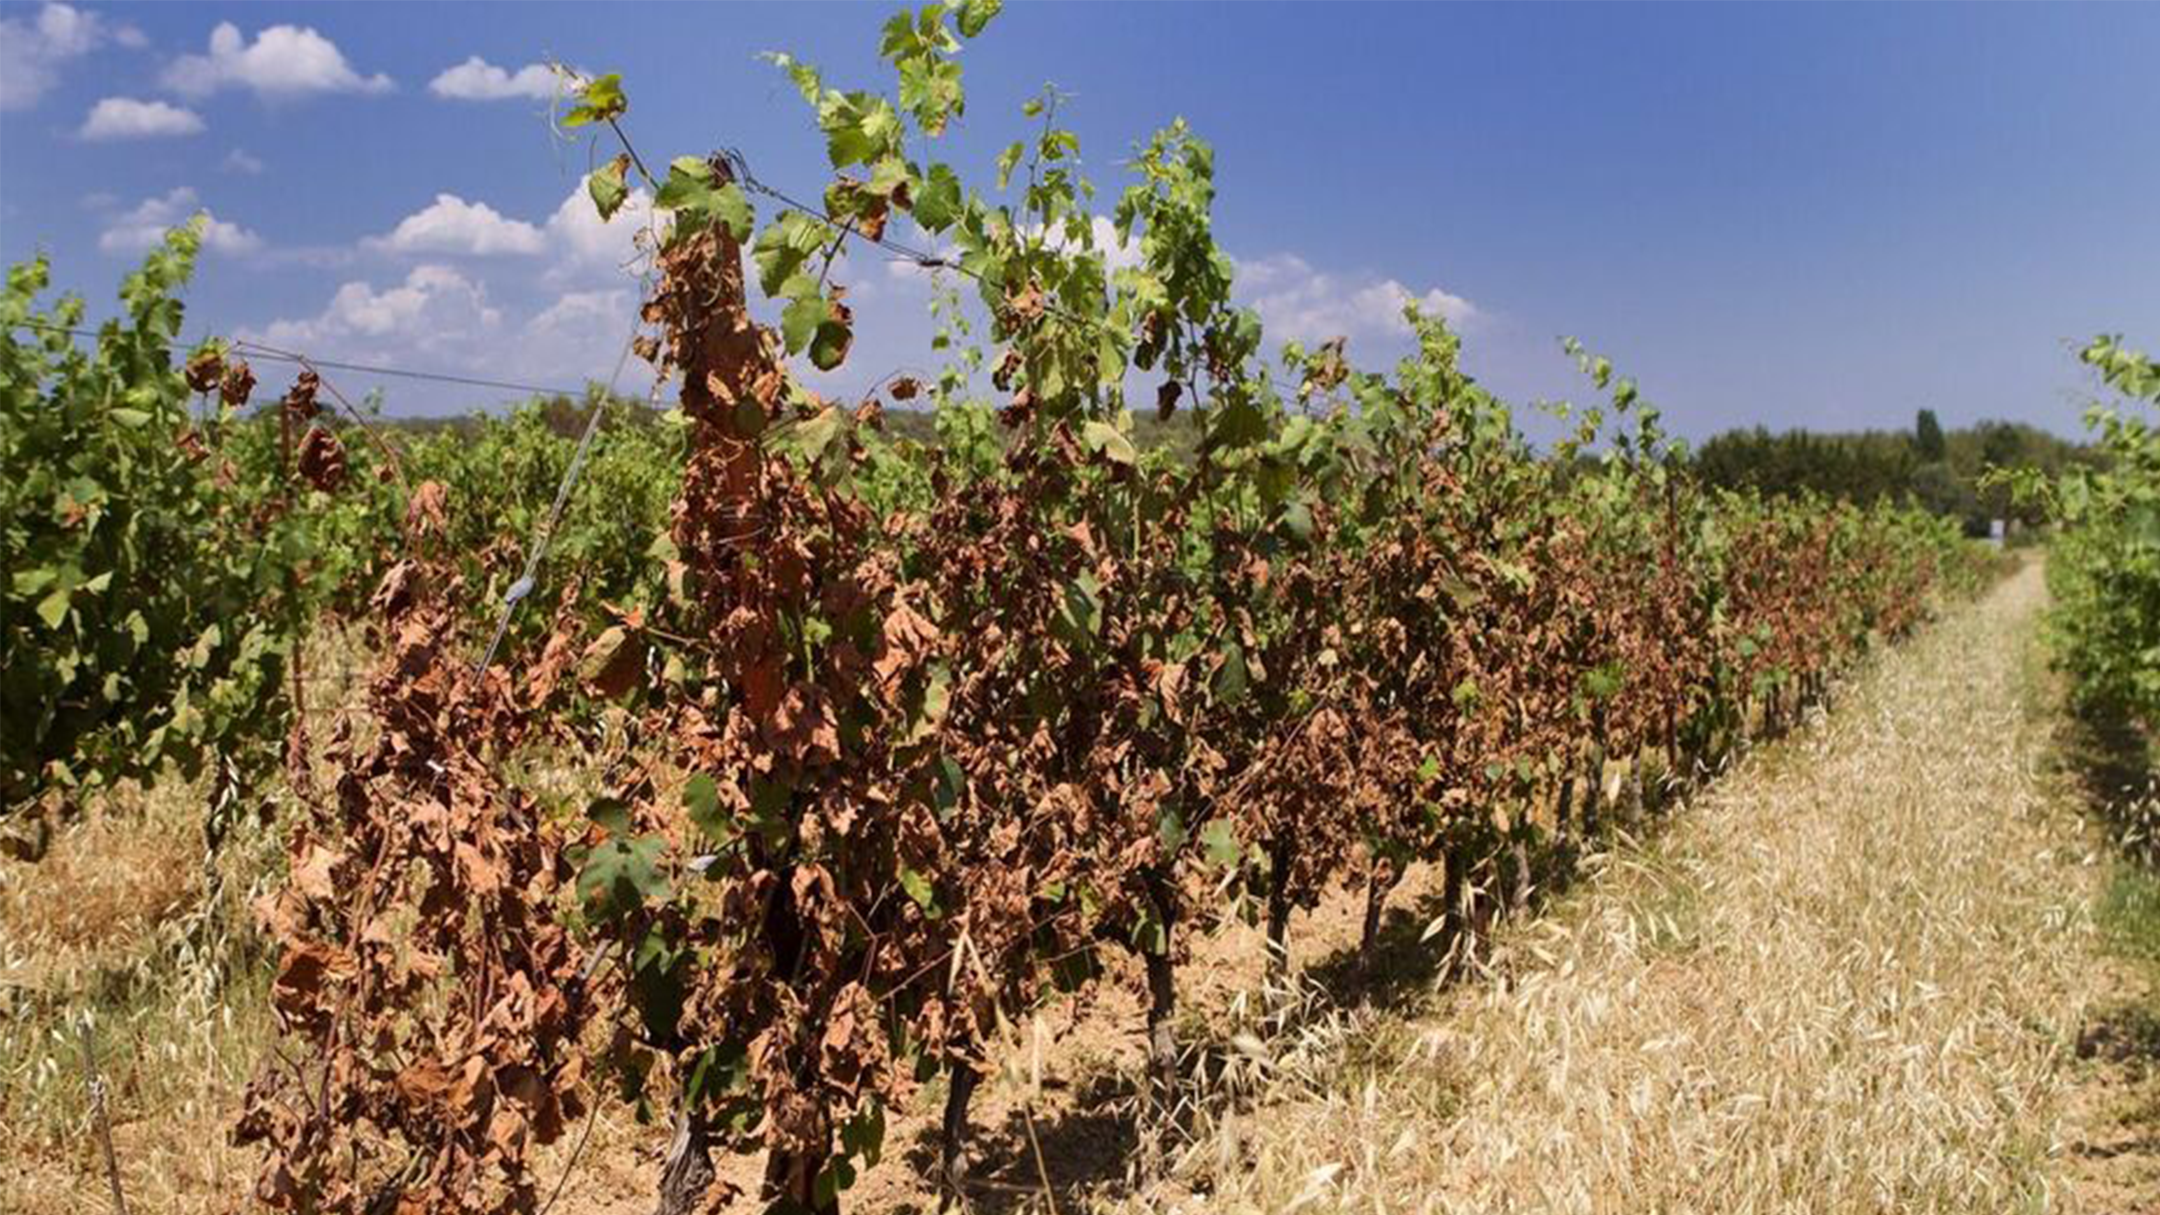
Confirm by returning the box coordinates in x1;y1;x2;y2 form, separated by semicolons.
683;773;730;844
562;72;627;127
586;796;633;837
1157;806;1187;854
35;586;69;629
913;164;963;232
577;834;668;921
589;154;630;221
1278;499;1315;542
1213;643;1248;704
956;0;1003;38
898;865;941;917
1199;820;1241;870
766;52;824;106
780;407;846;462
781;290;826;355
809;314;853;371
754;213;828;298
1080;419;1136;465
656;157;753;245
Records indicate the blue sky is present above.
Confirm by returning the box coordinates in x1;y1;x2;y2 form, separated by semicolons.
2;2;2155;438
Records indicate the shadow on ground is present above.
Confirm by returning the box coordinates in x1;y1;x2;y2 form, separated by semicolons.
893;1072;1135;1215
2037;681;2160;1210
2051;698;2160;864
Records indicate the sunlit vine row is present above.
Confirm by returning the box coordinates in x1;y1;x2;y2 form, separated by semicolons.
28;7;1997;1214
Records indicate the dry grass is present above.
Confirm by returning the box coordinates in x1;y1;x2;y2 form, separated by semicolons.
1114;562;2109;1214
0;637;367;1215
0;771;283;1214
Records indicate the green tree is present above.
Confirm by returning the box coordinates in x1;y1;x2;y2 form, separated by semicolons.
1915;408;1946;462
1978;421;2026;521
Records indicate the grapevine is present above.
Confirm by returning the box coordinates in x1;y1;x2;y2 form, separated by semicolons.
0;6;2013;1212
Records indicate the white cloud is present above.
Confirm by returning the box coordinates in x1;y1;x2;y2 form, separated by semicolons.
79;96;203;140
1237;252;1475;346
1086;215;1142;274
522;287;642;379
541;175;657;281
239;273;651;410
162;22;392;100
97;188;262;256
243;264;501;361
366;194;547;257
528;288;630;332
0;3;124;111
356;179;656;276
223;148;265;175
254;244;355;271
428;56;560;101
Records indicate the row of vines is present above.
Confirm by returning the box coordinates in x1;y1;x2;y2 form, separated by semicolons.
2019;337;2160;732
2006;334;2160;863
0;247;681;864
1;4;2009;1213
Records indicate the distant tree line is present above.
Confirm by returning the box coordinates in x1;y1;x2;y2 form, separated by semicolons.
1691;409;2098;535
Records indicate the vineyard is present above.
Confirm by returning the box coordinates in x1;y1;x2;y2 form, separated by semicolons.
6;4;2149;1214
2021;338;2160;780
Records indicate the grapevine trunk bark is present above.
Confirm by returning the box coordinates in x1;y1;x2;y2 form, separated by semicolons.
1358;858;1396;976
1145;946;1178;1100
1509;827;1532;915
1585;703;1610;834
651;1106;715;1215
938;1059;980;1203
1663;708;1682;805
1265;839;1296;986
1583;751;1604;837
1138;871;1182;1167
1141;939;1180;1178
752;859;838;1213
1440;845;1471;960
